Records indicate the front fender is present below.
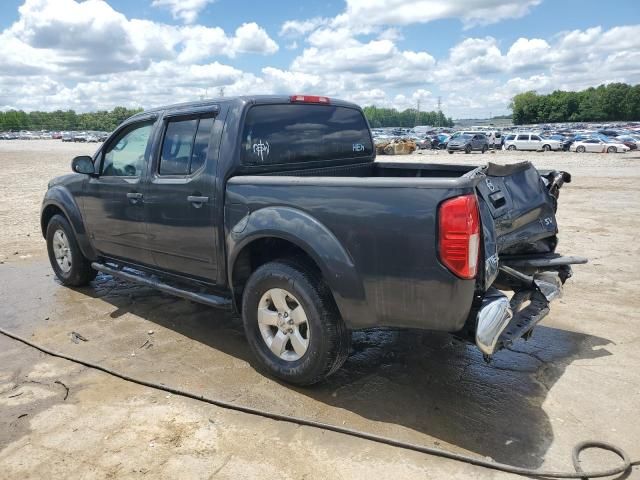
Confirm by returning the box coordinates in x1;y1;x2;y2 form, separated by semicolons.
227;206;370;328
41;187;97;260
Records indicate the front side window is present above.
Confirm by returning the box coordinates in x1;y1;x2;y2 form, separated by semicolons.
531;135;541;141
241;104;373;166
102;121;154;177
159;116;214;175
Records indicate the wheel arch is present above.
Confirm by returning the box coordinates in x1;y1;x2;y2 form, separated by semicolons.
227;206;368;328
41;187;97;260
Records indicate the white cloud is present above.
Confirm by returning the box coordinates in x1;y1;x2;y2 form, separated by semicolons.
335;0;542;29
151;0;215;24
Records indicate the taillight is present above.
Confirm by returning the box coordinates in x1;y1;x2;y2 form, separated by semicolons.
438;194;480;279
290;95;330;104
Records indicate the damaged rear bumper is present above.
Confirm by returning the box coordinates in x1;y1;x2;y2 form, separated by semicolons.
475;271;565;356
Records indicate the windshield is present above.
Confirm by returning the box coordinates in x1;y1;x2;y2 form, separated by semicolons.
241;104;373;166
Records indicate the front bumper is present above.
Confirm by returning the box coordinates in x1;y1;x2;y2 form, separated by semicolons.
447;144;466;151
475;271;564;356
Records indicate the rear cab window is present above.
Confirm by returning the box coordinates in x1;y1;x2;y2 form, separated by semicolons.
158;115;215;176
240;104;373;168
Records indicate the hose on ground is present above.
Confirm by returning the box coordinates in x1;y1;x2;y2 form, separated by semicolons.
1;326;637;479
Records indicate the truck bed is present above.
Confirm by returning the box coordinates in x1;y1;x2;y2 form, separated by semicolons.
226;160;565;332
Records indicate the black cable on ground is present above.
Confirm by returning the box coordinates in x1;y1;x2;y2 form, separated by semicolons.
1;326;637;479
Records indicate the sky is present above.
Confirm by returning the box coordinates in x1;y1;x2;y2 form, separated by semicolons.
0;0;639;118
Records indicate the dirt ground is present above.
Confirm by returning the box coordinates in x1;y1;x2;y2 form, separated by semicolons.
1;140;639;479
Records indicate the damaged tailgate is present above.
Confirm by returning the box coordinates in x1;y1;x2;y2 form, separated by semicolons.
467;162;587;356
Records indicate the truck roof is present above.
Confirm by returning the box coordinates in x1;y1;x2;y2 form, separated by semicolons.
131;95;362;120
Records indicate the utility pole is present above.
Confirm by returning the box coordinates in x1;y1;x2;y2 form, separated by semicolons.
437;96;442;127
415;99;420;127
218;86;225;97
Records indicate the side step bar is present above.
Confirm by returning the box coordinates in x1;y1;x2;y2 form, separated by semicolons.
91;262;233;310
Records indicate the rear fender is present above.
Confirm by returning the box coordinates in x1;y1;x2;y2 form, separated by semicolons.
227;206;369;328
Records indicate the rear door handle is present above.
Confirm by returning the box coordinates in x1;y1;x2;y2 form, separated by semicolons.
187;195;209;207
126;192;143;203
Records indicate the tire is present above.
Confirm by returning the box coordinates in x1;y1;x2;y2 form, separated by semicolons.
481;145;488;153
576;146;585;153
46;214;97;286
464;145;472;154
607;146;616;153
439;144;446;150
507;145;516;151
542;144;551;152
448;150;454;154
241;259;350;385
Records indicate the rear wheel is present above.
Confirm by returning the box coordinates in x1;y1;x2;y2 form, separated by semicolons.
46;214;97;286
464;145;472;154
507;145;516;151
241;259;350;385
448;149;454;154
607;146;617;153
576;145;586;153
481;145;488;153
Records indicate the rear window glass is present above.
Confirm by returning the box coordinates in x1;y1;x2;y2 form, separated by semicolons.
159;116;214;175
241;104;373;166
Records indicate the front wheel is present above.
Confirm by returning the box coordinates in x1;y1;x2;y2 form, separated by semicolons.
481;145;488;153
46;214;97;286
576;146;586;153
542;144;551;152
607;146;617;153
507;145;516;151
241;259;350;385
464;145;472;154
448;149;454;154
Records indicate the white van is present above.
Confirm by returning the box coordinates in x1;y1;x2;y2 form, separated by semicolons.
503;133;562;151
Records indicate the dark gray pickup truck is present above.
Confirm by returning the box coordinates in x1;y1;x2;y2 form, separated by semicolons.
41;95;585;385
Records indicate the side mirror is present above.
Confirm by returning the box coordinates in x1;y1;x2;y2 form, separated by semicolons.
72;155;96;175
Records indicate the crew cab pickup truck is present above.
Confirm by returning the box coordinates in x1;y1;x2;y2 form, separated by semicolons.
41;95;585;385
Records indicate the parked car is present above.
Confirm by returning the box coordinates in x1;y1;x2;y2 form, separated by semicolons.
42;95;581;385
447;133;489;154
570;139;630;153
61;133;74;142
614;135;638;150
413;136;432;149
503;133;562;152
431;133;450;150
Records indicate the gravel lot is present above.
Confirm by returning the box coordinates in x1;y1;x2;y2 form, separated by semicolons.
1;140;639;479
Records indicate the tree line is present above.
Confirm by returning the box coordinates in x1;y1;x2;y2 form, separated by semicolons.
363;106;454;128
0;107;143;132
511;83;640;124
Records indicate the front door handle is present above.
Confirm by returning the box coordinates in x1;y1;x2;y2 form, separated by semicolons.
126;192;143;204
187;195;209;207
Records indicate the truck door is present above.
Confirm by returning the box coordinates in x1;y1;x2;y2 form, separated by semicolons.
82;117;157;265
142;110;221;282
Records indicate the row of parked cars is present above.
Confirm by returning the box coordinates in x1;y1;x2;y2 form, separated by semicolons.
372;122;640;155
0;130;110;142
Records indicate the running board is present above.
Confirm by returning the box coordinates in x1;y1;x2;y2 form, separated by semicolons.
91;262;233;310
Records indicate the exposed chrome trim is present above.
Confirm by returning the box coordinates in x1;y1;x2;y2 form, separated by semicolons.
475;288;513;355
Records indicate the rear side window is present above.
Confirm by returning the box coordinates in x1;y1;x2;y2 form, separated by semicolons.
241;104;373;166
159;116;214;175
516;134;529;141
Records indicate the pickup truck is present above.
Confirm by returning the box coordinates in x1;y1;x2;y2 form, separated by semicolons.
41;95;585;385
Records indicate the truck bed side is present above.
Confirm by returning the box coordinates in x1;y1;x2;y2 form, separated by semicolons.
225;175;479;331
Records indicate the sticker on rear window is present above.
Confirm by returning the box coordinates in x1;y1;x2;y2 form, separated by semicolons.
353;143;365;152
252;140;270;162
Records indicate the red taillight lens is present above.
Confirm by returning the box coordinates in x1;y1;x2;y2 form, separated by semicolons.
290;95;330;104
438;194;480;279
